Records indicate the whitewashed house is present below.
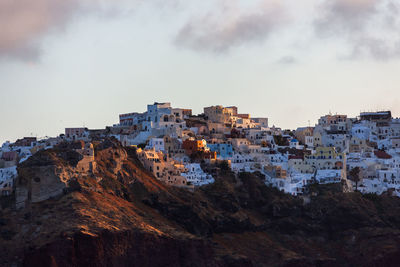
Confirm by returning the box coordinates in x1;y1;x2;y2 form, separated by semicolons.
181;163;214;186
146;138;165;152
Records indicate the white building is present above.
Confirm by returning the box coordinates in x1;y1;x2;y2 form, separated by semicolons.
181;163;214;186
289;139;303;149
146;138;165;152
305;135;314;148
0;166;17;196
351;124;371;140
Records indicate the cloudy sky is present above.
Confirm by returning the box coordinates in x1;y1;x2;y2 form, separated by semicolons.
1;0;400;143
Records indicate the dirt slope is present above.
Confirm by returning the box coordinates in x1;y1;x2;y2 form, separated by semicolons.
1;139;400;266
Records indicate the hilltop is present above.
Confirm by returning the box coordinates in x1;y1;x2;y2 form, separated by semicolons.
1;139;400;266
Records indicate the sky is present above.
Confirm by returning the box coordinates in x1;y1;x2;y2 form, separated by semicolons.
1;0;400;143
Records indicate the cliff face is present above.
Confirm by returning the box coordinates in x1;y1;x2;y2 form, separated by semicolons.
15;149;81;208
23;230;216;267
2;139;400;266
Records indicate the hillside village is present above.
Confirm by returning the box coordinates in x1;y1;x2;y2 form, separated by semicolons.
1;102;400;198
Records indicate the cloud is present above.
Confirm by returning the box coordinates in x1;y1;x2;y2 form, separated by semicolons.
174;0;287;53
314;0;378;36
0;0;131;61
314;0;400;60
276;56;296;64
0;0;82;60
3;0;400;62
349;37;400;60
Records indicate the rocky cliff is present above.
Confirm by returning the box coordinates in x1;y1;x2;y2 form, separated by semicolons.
2;139;400;266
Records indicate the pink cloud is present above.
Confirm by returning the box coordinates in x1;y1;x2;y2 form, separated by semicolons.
0;0;82;60
174;0;287;53
314;0;400;60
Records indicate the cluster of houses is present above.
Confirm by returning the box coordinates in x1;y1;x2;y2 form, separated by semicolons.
0;139;35;196
0;135;96;198
112;102;346;194
3;102;400;197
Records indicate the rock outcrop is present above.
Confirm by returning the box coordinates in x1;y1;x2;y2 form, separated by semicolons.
2;139;400;266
